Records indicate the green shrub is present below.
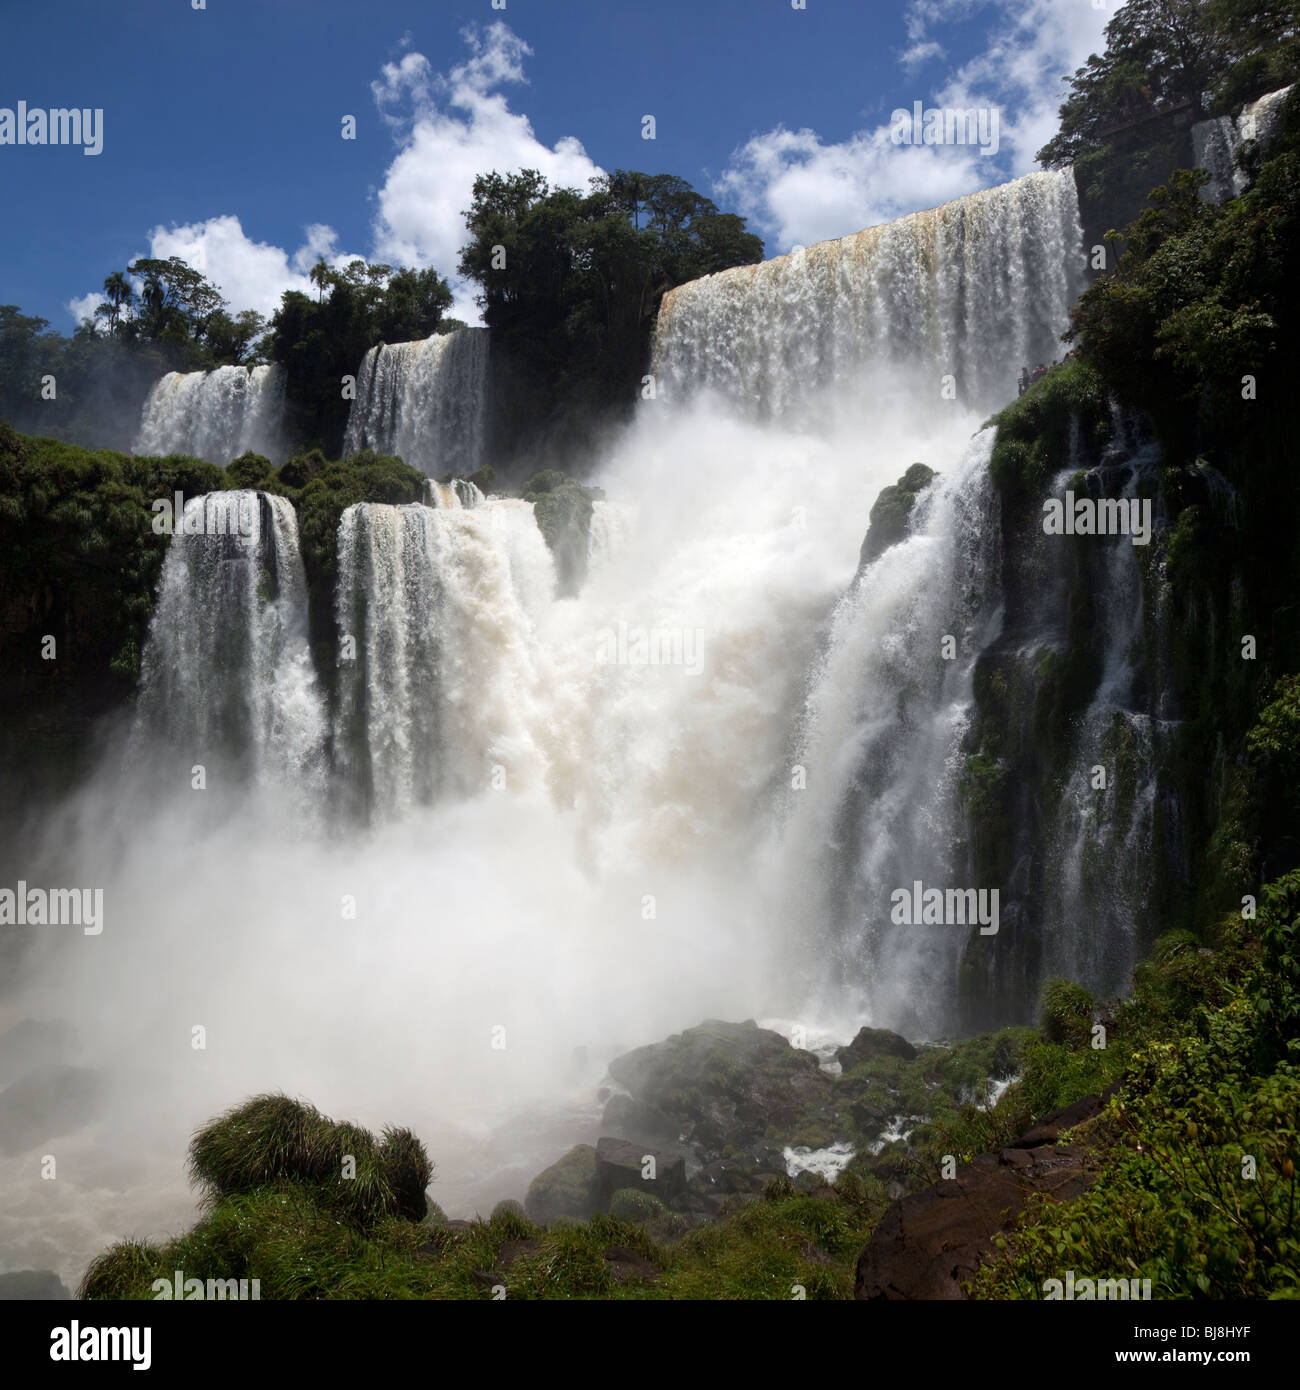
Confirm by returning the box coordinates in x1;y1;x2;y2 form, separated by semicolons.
609;1188;666;1223
380;1125;435;1221
227;452;273;488
186;1093;431;1230
1039;978;1094;1047
77;1240;163;1301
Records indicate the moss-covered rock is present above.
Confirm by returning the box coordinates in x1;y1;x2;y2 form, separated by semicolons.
524;1143;601;1226
858;463;935;566
605;1018;832;1155
836;1026;917;1070
520;468;601;594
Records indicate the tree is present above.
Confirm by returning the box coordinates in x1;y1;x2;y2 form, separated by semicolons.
0;306;56;426
126;257;225;347
374;267;453;343
266;260;454;455
204;309;268;365
1206;0;1300;108
458;166;762;436
1039;0;1300;169
94;271;135;336
309;257;331;304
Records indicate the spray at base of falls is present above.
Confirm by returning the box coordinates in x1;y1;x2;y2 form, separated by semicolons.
135;365;287;463
8;164;1149;1283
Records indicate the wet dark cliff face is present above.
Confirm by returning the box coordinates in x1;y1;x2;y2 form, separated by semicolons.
953;358;1300;1031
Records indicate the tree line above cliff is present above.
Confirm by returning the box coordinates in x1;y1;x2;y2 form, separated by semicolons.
0;167;763;459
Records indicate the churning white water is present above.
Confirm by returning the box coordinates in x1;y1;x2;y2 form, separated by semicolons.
343;328;488;475
5;169;1095;1285
135;364;287;463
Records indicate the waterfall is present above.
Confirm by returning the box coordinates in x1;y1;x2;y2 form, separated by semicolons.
771;431;1005;1035
332;497;555;823
130;490;326;801
653;169;1083;417
1040;450;1169;995
586;498;633;582
126;172;1087;1019
424;476;486;509
17;164;1163;1280
135;365;286;463
1192;115;1244;202
343;328;488;475
122;168;1097;1034
1192;85;1293;202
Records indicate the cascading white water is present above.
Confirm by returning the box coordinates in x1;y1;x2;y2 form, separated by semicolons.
11;165;1109;1286
1192;85;1294;201
130;490;326;804
343;328;488;475
424;476;486;509
654;169;1083;417
135;365;286;463
333;498;555;822
586;498;633;582
769;431;1005;1034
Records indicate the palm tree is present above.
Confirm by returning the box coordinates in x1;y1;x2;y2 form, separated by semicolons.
309;257;332;304
140;275;166;339
99;271;135;334
611;171;648;229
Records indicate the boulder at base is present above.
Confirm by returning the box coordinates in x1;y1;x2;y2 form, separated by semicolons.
854;1094;1108;1299
836;1026;918;1070
524;1143;600;1225
604;1018;832;1155
594;1136;687;1206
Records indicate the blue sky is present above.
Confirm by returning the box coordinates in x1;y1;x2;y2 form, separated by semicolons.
0;0;1115;327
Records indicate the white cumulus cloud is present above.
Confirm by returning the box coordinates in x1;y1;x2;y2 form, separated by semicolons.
66;217;365;326
717;127;990;253
145;216;365;318
368;23;605;322
718;0;1116;253
66;291;102;326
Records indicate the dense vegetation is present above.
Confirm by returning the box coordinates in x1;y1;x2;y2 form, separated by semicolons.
942;11;1300;1300
1039;0;1300;245
968;867;1300;1299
